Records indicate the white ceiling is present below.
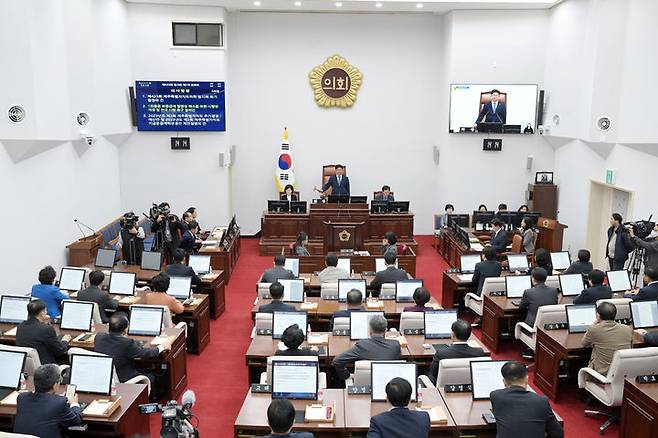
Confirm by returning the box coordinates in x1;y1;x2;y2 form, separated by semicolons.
125;0;562;14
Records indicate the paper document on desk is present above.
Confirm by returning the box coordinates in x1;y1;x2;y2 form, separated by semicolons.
416;406;448;424
119;296;139;304
458;274;474;282
4;327;17;337
0;390;22;406
150;335;172;346
470;244;484;251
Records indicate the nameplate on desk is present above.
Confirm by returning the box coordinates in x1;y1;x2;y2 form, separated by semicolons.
332;329;349;336
256;329;272;336
489;291;506;297
324;295;338;301
616;318;632;325
444;384;472;393
347;385;371;395
251;384;271;393
543;323;567;330
403;329;423;335
379;296;395;301
446;268;460;273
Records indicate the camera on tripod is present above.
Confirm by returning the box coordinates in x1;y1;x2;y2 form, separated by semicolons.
149;202;179;222
120;212;138;231
624;219;656;240
139;398;197;438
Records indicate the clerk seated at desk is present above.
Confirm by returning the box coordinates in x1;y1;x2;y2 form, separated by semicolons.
370;252;408;297
572;269;611;305
333;289;364;319
427;319;485;385
13;363;83;438
403;287;432;312
166;249;202;286
582;302;633;375
368;377;430;438
318;252;350;284
259;282;296;313
78;270;118;323
374;185;395;202
280;184;298;202
31;265;68;319
261;255;296;284
625;267;658;301
563;249;594;275
179;221;202;254
275;324;319;357
145;273;184;315
17;300;71;365
264;399;314;438
489;219;508;254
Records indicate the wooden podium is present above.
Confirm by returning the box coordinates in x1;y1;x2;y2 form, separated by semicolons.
66;234;103;266
536;217;567;252
528;184;558;219
323;221;365;253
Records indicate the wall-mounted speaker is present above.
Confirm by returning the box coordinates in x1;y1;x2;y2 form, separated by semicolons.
7;105;26;124
596;116;611;131
536;90;545;128
128;86;137;127
526;155;534;170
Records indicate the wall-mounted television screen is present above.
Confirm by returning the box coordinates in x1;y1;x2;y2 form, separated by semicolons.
135;81;225;131
449;84;538;134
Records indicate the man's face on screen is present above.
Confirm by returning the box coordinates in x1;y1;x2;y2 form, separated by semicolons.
335;167;344;176
491;92;500;103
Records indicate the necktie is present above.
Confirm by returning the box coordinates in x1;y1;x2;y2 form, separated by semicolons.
493;103;497;113
338;176;341;185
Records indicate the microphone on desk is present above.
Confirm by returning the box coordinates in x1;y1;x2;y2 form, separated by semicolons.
73;219;96;238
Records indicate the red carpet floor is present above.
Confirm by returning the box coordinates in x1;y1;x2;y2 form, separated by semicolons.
150;235;618;437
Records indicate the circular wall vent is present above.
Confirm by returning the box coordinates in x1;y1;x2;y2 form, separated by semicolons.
8;105;26;123
77;112;90;126
596;116;611;131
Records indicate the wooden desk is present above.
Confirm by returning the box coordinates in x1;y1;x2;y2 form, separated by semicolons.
234;388;346;438
437;228;483;269
173;294;210;355
620;379;658;438
198;230;240;284
0;383;149;437
259;272;414;294
405;335;490;369
441;272;474;309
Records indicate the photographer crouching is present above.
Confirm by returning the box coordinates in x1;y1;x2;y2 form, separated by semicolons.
118;212;145;265
150;202;185;264
628;219;658;269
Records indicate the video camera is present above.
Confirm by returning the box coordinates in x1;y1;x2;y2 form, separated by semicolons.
149;202;179;222
119;211;138;231
624;215;655;240
140;392;198;438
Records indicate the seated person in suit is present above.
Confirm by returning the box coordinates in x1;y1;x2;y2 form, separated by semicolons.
490;361;563;438
145;272;185;315
573;269;612;304
295;232;311;256
31;265;68;318
333;289;364;319
428;319;486;385
563;249;594;275
77;270;118;323
166;248;202;285
582;302;633;375
627;267;658;301
478;204;488;212
16;300;70;365
472;245;502;296
262;255;296;283
381;231;398;256
519;267;558;328
259;282;296;313
179;220;201;254
375;185;395;202
264;399;314;438
635;329;658;346
437;204;454;229
476;89;507;125
370;252;408;297
518;205;529;213
489;219;508;254
181;211;193;232
13;363;83;438
275;324;319;356
318;163;350;197
403;287;432;312
185;206;201;231
318;252;350;284
533;248;553;275
280;184;298;202
368;377;430;438
95;313;172;399
332;315;401;381
497;203;508;215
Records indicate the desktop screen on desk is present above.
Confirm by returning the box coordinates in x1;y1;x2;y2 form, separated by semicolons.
271;360;318;400
559;274;586;296
339;279;366;301
60;301;93;331
141;251;162;271
0;350;26;390
375;258;397;272
396;280;423;301
167;276;192;299
272;312;307;339
59;268;86;292
371;362;417;402
460;254;481;273
507;254;529;272
129;306;164;336
471;360;508;400
424;310;457;339
95;248;116;268
551;251;571;271
337;258;351;273
566;304;597;333
109;272;136;296
69;354;114;395
505;275;532;298
350;311;384;340
0;296;30;324
188;255;211;275
279;279;304;303
607;270;632;292
630;301;658;329
284;258;300;277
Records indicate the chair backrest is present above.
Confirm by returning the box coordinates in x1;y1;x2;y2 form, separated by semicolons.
397;244;408;256
606;347;658;405
595;298;632;320
354;359;405;387
437;357;492;387
433;214;443;230
399;312;425;331
265;355;319;385
320;283;338;299
255;312;273;330
380;283;396;300
289;242;296;256
258;283;273;299
332;317;350;331
0;345;41;376
510;234;523;253
534;304;567;329
481;277;507;295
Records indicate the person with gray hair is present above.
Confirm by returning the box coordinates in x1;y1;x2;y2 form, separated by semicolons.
332;314;401;380
14;364;83;438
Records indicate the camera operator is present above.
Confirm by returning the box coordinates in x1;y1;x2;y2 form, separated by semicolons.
628;223;658;269
151;202;184;264
606;213;634;270
118;212;144;265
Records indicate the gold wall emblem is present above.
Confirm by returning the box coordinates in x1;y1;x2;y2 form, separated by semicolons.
339;230;351;242
309;55;362;108
542;219;550;228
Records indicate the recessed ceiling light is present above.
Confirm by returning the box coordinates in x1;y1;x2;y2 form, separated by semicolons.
416;3;424;8
335;2;343;7
294;1;301;6
253;0;261;6
375;2;382;7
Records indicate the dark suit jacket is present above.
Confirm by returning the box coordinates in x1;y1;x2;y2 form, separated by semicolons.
563;261;593;275
77;285;118;323
368;407;430;438
275;347;319;356
14;392;83;438
166;262;202;285
280;193;299;201
476;101;507;124
490;229;508;253
16;317;69;365
333;307;363;319
490;386;563;438
262;266;296;284
370;267;409;295
374;193;395;202
151;217;185;247
179;229;197;253
573;285;612;305
332;335;401;380
518;283;559;327
645;331;658;346
633;282;658;302
607;226;634;262
263;432;314;438
258;300;296;313
94;332;160;382
472;260;502;295
428;343;486;385
322;175;350;196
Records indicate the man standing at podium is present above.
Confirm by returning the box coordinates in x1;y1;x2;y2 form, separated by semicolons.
318;164;350;197
475;89;506;124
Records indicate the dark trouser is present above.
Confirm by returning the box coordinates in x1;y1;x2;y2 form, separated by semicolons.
609;257;626;271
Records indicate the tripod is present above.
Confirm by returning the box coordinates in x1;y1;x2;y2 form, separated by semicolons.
628;246;646;287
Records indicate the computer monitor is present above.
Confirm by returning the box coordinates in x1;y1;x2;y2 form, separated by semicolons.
290;201;307;214
0;350;27;391
551;251;571;271
128;305;164;337
284;258;300;277
566;304;597;333
460;254;482;274
69;354;114;395
272;311;307;339
328;194;350;204
94;248;116;268
108;272;136;296
370;200;389;214
559;274;585;297
58;268;86;292
395;279;423;303
505;275;532;298
271;359;318;400
470;360;508;400
389;201;410;214
278;279;304;303
167;276;192;300
449;214;470;228
0;296;30;324
188;255;211;275
630;301;658;329
338;279;366;302
268;200;289;213
140;251;162;271
606;270;632;292
371;361;417;402
60;301;93;332
472;211;495;225
350;196;367;204
506;254;530;272
349;311;384;340
424;310;458;339
336;258;351;273
498;211;523;228
375;258;397;272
